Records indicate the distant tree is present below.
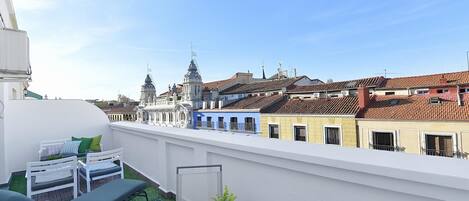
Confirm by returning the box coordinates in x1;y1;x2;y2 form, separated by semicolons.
326;78;333;83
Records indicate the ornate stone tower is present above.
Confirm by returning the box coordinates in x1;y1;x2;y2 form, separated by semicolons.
140;74;156;106
182;59;203;108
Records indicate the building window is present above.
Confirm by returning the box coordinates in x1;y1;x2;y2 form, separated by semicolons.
436;89;449;94
244;117;255;132
218;117;224;129
294;126;306;142
416;89;429;95
230;117;238;130
371;132;395;151
324;127;340;145
459;88;469;93
425;134;455;157
269;124;279;139
196;116;202;128
385;92;395;95
169;113;173;122
207;116;212;128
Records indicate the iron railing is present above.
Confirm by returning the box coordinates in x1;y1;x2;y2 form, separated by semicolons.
370;144;399;151
196;121;256;133
423;148;460;158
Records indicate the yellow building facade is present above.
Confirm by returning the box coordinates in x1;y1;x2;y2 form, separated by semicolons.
260;114;358;148
357;120;469;158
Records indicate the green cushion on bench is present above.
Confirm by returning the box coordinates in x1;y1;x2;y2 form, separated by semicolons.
72;179;146;201
0;190;33;201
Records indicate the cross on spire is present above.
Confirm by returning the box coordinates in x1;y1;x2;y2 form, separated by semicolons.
190;42;197;60
146;64;151;74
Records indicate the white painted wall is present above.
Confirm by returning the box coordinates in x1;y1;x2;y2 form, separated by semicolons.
111;122;469;201
0;100;111;183
0;0;17;29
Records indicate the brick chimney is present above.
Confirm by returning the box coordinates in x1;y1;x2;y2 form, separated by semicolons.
357;85;369;110
439;75;447;84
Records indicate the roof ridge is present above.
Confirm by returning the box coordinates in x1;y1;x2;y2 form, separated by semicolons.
387;70;468;80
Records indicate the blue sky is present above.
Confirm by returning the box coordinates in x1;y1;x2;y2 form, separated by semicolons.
13;0;469;100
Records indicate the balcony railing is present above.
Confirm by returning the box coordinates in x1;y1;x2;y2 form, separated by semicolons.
370;144;399;151
229;122;256;133
196;121;215;129
0;28;31;80
196;122;256;133
424;148;461;158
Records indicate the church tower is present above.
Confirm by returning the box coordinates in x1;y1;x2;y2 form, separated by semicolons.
182;59;203;108
140;74;156;106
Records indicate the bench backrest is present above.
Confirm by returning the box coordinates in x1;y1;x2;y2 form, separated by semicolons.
86;148;123;165
27;156;77;178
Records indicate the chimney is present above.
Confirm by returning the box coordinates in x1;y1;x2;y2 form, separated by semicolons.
218;100;224;109
439;75;447;84
358;85;370;110
202;101;207;109
210;100;216;109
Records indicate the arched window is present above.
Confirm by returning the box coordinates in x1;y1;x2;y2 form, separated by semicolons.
180;112;186;121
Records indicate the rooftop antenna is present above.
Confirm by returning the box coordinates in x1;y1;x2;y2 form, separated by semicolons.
261;61;266;79
466;50;469;71
374;68;398;78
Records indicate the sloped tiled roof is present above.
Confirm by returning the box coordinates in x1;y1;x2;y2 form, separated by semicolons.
381;71;469;89
361;94;469;121
159;86;182;96
220;76;304;95
221;95;285;111
288;76;385;93
265;96;359;115
203;78;235;91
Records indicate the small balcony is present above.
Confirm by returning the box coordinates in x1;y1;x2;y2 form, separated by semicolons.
0;28;31;81
229;122;256;133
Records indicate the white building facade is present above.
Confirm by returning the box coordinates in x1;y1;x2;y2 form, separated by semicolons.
137;59;203;128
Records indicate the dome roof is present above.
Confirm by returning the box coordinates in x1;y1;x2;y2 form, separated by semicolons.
184;59;202;82
142;74;155;90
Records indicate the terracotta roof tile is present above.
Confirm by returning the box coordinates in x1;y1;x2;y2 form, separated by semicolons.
288;76;385;93
265;96;360;115
361;94;469;121
220;77;304;95
220;95;285;110
203;78;235;91
381;71;469;89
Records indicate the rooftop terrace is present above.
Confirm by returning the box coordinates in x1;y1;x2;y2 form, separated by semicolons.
1;99;469;200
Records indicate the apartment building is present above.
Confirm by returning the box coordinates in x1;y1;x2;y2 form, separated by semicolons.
358;72;469;159
259;86;371;148
194;95;284;133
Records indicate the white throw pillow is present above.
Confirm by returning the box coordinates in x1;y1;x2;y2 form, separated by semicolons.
60;141;81;155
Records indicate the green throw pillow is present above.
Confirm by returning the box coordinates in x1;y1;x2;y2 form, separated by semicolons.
72;136;92;153
89;135;102;152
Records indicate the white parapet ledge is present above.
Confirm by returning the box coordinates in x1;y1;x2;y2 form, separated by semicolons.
110;121;469;193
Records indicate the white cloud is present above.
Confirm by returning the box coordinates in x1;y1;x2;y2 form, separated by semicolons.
12;0;58;11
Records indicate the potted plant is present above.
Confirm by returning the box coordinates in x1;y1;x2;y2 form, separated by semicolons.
212;186;236;201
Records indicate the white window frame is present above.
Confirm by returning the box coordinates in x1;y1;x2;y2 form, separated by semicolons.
292;124;308;142
415;88;429;95
420;131;458;158
323;125;342;146
368;129;400;151
268;123;280;139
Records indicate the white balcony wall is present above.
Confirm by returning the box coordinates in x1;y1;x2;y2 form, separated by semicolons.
111;122;469;201
0;28;30;80
0;100;111;183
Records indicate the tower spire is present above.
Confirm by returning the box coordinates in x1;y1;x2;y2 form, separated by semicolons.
262;63;266;79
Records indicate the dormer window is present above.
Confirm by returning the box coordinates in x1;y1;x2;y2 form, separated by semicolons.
459;88;469;93
416;89;429;95
429;97;441;105
437;89;449;94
